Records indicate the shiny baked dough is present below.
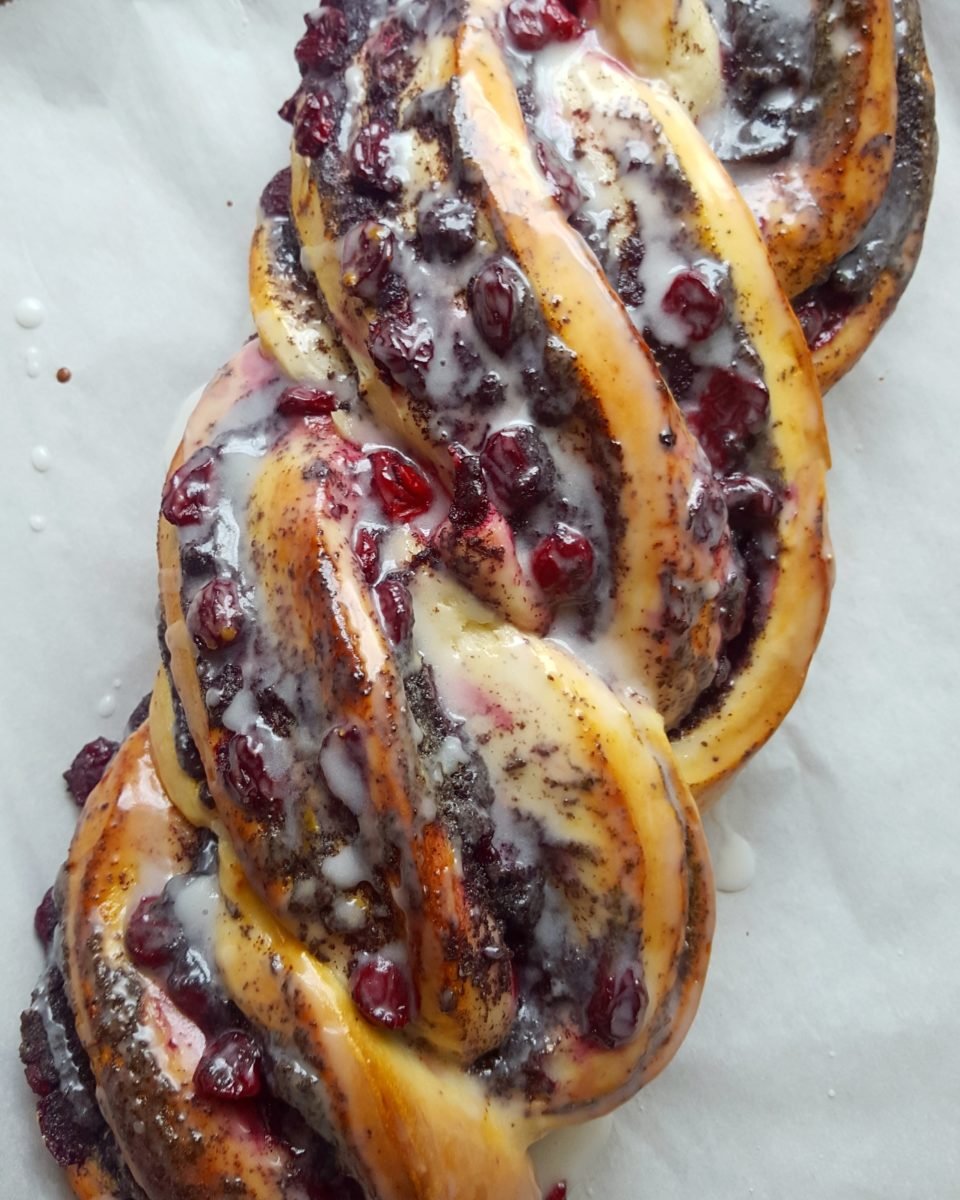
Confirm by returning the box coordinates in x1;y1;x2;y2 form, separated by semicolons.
159;339;714;1104
598;0;935;392
31;0;937;1195
597;0;724;117
254;8;831;806
622;81;833;800
804;0;937;389
58;711;541;1200
64;309;717;1196
598;0;895;293
62;725;300;1200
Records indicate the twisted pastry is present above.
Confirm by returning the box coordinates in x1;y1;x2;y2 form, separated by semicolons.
29;337;713;1200
256;0;831;798
20;1;933;1197
599;0;936;390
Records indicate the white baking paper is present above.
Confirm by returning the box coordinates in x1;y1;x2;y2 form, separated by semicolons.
1;3;957;1197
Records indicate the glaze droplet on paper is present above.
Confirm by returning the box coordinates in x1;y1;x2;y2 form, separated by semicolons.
705;813;756;893
97;693;117;718
25;347;41;378
531;1113;614;1196
29;514;47;533
31;445;52;473
14;297;46;330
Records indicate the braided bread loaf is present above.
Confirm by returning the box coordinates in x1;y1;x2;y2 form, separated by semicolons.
21;2;934;1198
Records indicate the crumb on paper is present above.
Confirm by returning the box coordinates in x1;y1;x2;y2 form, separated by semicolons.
56;367;72;383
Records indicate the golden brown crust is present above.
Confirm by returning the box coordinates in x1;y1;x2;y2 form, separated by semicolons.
598;0;936;393
753;0;896;298
442;27;832;804
804;0;937;389
55;671;711;1200
626;84;832;802
31;1;938;1195
62;727;297;1200
158;339;715;1110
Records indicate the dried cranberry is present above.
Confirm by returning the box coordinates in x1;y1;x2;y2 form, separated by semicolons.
449;455;489;528
662;271;725;342
63;737;118;806
535;140;583;215
721;473;781;522
791;284;853;346
20;1011;58;1098
481;425;556;515
687;475;728;550
349;122;400;195
341;221;395;301
125;895;184;968
34;887;59;950
505;0;583;50
193;1030;263;1101
260;167;292;217
294;90;336;158
586;965;647;1047
375;577;414;644
418;197;478;262
295;7;348;75
224;733;282;819
470;257;529;356
188;578;244;652
794;297;825;346
688;368;769;472
278;91;300;125
366;18;412;96
161;448;215;527
531;525;595;596
167;946;227;1029
368;314;434;393
369;449;434;522
353;526;383;584
277;384;338;417
661;572;694;634
545;1183;568;1200
37;1091;96;1167
350;957;412;1029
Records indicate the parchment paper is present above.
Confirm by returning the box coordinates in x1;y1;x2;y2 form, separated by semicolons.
1;3;957;1197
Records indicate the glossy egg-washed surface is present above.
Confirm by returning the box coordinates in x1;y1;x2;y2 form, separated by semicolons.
20;1;934;1198
601;0;936;389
